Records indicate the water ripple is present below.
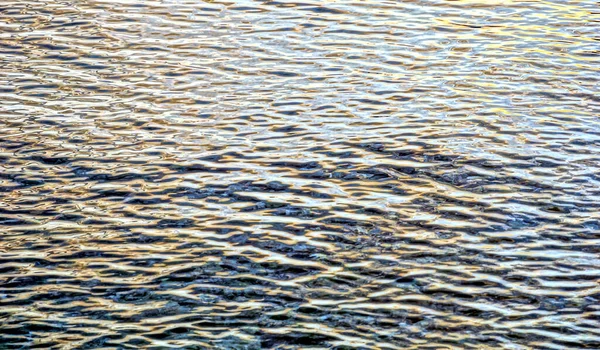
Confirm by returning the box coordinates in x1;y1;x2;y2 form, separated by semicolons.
1;0;600;348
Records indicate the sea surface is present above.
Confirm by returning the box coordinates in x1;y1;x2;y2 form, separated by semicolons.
1;0;599;349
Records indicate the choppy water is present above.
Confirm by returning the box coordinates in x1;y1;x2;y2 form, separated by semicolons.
1;0;600;348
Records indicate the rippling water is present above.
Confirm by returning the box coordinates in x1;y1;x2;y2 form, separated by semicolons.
1;0;600;348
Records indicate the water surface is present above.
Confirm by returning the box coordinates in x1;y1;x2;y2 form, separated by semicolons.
1;0;600;348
